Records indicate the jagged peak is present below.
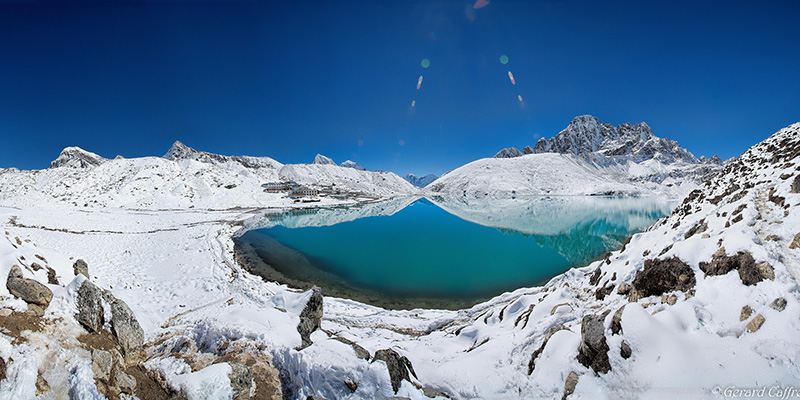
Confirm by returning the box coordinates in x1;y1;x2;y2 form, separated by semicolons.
164;140;196;160
50;146;107;169
340;160;366;170
493;147;522;158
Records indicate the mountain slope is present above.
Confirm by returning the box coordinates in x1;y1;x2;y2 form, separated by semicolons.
403;173;438;188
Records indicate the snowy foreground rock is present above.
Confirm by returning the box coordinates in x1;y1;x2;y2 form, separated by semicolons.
0;121;797;399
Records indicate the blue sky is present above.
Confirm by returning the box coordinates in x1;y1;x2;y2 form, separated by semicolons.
1;0;798;176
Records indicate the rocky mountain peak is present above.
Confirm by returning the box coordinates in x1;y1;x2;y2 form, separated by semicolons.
163;141;281;170
313;154;336;165
164;140;194;161
50;147;107;169
493;147;523;158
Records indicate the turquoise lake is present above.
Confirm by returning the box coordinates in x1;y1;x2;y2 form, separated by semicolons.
236;196;674;309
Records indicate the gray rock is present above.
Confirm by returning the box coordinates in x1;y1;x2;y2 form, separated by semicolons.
620;340;632;359
630;257;695;300
344;379;358;393
792;175;800;193
30;262;42;271
228;362;252;400
109;297;145;366
73;259;89;278
372;349;417;394
562;371;579;400
6;265;53;307
46;267;58;285
112;369;136;394
770;297;787;312
576;314;611;374
91;349;113;382
297;287;323;350
76;280;104;333
422;386;450;398
616;282;631;296
333;336;370;360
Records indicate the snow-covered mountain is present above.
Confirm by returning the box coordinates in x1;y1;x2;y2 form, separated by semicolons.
0;142;416;209
431;115;722;198
340;160;366;171
403;173;438;188
313;154;336;165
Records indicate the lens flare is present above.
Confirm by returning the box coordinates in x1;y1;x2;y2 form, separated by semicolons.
357;140;364;147
499;55;509;64
417;75;423;90
518;95;523;102
399;139;405;146
473;0;490;9
421;59;430;68
508;71;516;85
411;100;416;107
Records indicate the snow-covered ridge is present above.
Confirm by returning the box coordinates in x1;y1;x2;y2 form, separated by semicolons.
164;140;284;170
403;173;438;188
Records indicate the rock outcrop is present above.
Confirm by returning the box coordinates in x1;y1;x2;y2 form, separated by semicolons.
76;279;104;333
372;349;417;393
297;286;323;350
576;314;611;374
699;248;769;286
629;257;696;300
6;265;53;307
73;259;89;278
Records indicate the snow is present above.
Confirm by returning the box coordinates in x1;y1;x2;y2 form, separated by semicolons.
0;122;796;398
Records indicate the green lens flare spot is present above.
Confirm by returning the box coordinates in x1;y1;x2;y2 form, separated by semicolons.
421;58;430;68
499;55;509;64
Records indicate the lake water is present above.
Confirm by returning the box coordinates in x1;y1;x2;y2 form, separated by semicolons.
236;196;674;309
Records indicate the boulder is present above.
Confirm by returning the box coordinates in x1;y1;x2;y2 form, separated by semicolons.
629;257;695;300
610;306;625;335
616;282;631;296
372;349;417;394
333;336;370;360
792;175;800;194
46;267;58;285
109;297;145;366
73;259;89;278
576;314;611;374
699;248;767;285
76;280;104;333
91;349;113;382
770;297;787;312
6;265;53;307
297;287;323;350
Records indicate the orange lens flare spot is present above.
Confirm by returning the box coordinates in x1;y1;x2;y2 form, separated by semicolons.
508;71;516;85
416;75;423;90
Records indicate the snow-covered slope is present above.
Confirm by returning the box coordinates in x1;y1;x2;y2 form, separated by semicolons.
279;164;419;197
431;115;721;198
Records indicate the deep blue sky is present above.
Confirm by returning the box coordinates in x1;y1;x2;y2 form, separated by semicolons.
1;0;798;175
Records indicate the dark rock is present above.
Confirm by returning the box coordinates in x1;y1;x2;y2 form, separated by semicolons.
30;262;43;271
6;265;53;307
528;324;570;374
307;396;328;400
630;257;695;300
562;371;578;400
610;305;625;335
46;267;58;285
699;248;766;286
576;314;611;374
770;297;787;312
792;175;800;193
109;296;145;366
0;357;5;381
589;267;601;286
372;349;417;393
344;379;358;393
76;280;104;333
297;286;323;350
228;362;252;400
620;341;632;359
422;387;450;398
594;284;614;301
73;259;89;278
684;220;707;239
